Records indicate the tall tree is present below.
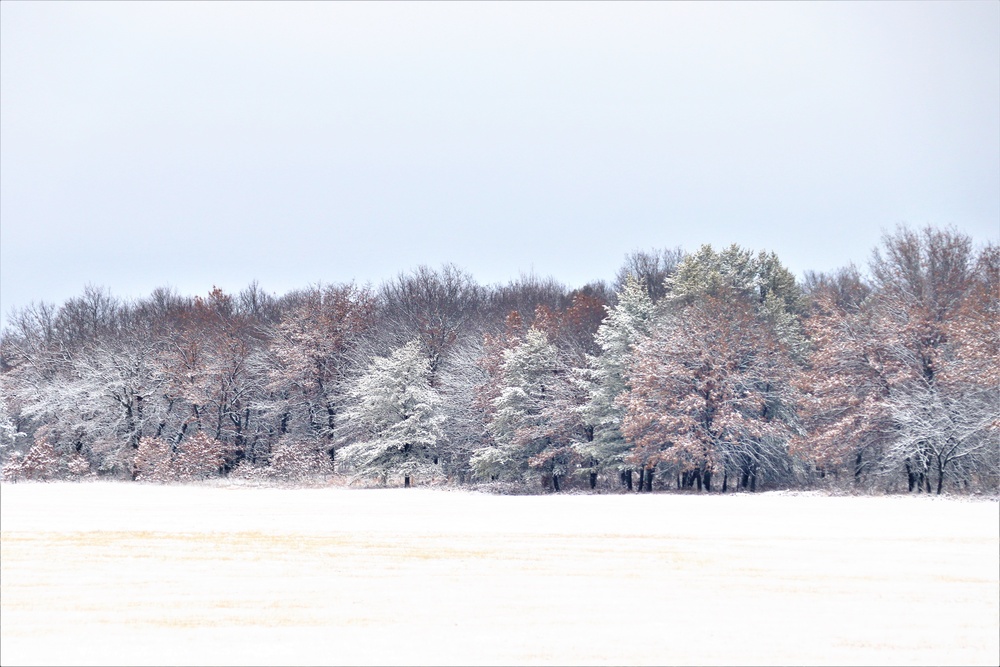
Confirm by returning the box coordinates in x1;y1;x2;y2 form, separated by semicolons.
472;328;584;491
623;296;796;492
577;276;655;490
378;264;482;384
668;243;807;356
614;247;684;303
339;341;445;487
265;284;375;463
796;226;997;493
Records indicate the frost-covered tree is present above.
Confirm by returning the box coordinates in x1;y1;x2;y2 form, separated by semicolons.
796;227;998;493
435;333;492;483
158;288;270;470
1;317;169;477
134;431;227;482
577;276;655;490
472;328;584;490
133;436;174;482
1;436;60;482
265;284;374;463
668;244;807;357
883;383;996;494
377;264;483;383
613;247;683;303
0;398;25;464
623;296;797;492
793;285;896;484
339;341;445;487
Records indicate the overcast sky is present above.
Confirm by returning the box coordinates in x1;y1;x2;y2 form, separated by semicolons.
2;1;998;323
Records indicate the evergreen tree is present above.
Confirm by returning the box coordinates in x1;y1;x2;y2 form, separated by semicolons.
667;244;807;356
576;275;654;489
339;341;444;487
472;328;581;489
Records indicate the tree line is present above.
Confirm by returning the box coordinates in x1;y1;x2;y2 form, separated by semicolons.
1;226;996;494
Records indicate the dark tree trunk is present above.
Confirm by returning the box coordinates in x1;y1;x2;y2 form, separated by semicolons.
590;472;597;489
722;469;728;493
936;458;944;495
326;403;336;438
703;469;712;493
175;421;189;447
625;470;633;491
694;470;702;491
643;467;653;493
404;475;411;488
553;474;561;492
750;473;756;492
126;404;138;449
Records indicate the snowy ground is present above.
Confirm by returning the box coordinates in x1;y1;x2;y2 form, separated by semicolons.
1;482;997;666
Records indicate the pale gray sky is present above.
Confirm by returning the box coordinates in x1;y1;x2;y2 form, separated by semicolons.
2;1;998;321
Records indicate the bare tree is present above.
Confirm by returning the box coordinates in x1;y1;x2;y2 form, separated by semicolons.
378;264;483;383
614;247;684;303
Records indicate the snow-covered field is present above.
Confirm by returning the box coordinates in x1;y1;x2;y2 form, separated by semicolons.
1;482;997;666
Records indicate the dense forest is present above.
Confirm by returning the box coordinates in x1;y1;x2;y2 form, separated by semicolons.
1;225;996;494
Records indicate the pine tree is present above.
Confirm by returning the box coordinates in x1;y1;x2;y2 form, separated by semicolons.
472;328;582;490
667;244;807;356
339;341;445;487
576;275;654;489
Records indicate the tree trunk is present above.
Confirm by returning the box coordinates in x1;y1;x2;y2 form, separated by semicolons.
936;457;944;495
703;469;712;493
126;404;138;449
553;474;561;492
722;469;728;493
625;470;633;491
404;475;411;488
643;467;653;492
590;472;597;489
